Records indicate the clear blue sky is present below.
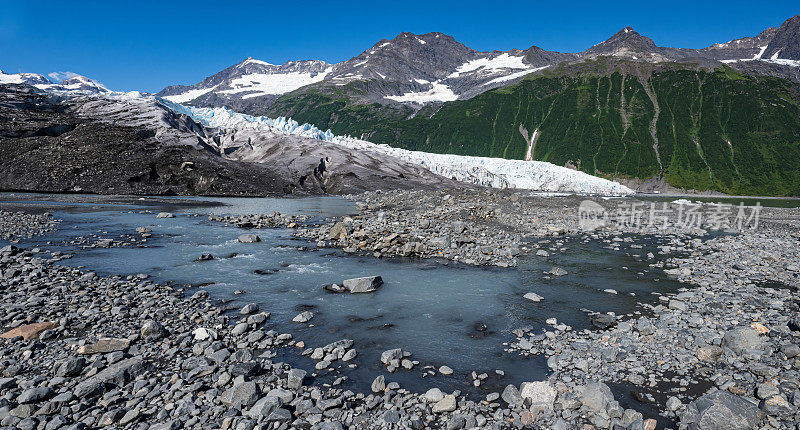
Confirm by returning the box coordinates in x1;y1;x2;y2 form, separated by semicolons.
1;0;797;92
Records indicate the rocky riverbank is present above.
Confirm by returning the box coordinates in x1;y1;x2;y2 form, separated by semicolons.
2;192;800;429
0;211;58;241
1;234;664;430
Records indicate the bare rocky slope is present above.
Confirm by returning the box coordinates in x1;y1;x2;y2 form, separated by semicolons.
0;85;454;196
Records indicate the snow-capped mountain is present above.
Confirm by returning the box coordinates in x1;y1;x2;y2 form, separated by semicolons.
0;70;108;94
156;58;331;111
155;15;800;115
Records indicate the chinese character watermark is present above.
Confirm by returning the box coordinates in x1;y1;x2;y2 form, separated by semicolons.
577;200;761;233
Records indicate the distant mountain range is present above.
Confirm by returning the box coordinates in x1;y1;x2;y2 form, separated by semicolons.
155;15;800;114
2;15;799;196
0;71;108;94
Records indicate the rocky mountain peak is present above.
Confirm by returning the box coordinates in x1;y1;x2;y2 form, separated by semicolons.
763;15;800;60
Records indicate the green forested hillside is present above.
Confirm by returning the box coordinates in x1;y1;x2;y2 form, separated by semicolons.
267;61;800;196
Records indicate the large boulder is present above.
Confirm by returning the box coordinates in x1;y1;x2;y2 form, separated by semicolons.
343;276;383;293
679;391;762;429
579;382;614;413
220;381;260;408
722;327;765;354
520;381;556;413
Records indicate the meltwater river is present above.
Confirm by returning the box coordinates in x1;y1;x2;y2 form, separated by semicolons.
2;193;685;401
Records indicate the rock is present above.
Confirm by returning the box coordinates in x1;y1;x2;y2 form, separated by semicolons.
520;381;556;413
696;345;723;361
54;357;86;377
342;276;383;293
237;234;260;243
371;375;385;393
423;388;445;403
781;343;800;358
680;391;762;429
246;396;282;419
196;253;214;261
156;212;174;218
452;221;467;234
536;250;549;257
292;311;314;323
523;292;543;302
438;365;453;375
76;338;130;354
432;395;457;413
266;408;291;423
668;299;688;311
191;327;218;341
502;384;523;406
590;314;616;330
666;396;683;411
0;321;58;340
381;348;403;364
240;303;259;315
722;327;765;353
220;381;260;408
756;383;780;400
17;387;53;404
579;382;614;413
140;319;168;340
287;368;306;389
74;358;150;399
548;267;568;276
327;222;348;240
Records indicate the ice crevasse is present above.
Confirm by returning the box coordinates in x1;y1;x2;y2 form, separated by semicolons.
161;99;635;196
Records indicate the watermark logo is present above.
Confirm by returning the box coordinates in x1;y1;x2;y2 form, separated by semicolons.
578;200;608;231
577;200;761;232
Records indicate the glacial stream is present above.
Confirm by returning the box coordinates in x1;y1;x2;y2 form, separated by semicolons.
3;193;687;406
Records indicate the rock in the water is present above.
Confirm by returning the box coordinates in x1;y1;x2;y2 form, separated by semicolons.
371;375;386;393
679;391;762;430
438;365;453;375
523;292;543;302
238;234;261;243
342;276;383;293
156;212;175;218
240;303;259;315
287;368;306;389
548;267;567;276
292;311;314;323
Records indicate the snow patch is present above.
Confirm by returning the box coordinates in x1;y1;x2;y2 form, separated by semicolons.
384;82;458;104
219;67;331;98
448;53;529;78
485;66;549;85
162;85;219;103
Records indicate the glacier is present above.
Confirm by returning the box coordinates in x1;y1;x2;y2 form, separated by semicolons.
160;99;634;196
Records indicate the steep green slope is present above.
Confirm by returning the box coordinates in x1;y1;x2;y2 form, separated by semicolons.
268;61;800;196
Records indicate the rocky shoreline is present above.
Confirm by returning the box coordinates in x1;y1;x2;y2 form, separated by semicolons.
1;192;800;429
